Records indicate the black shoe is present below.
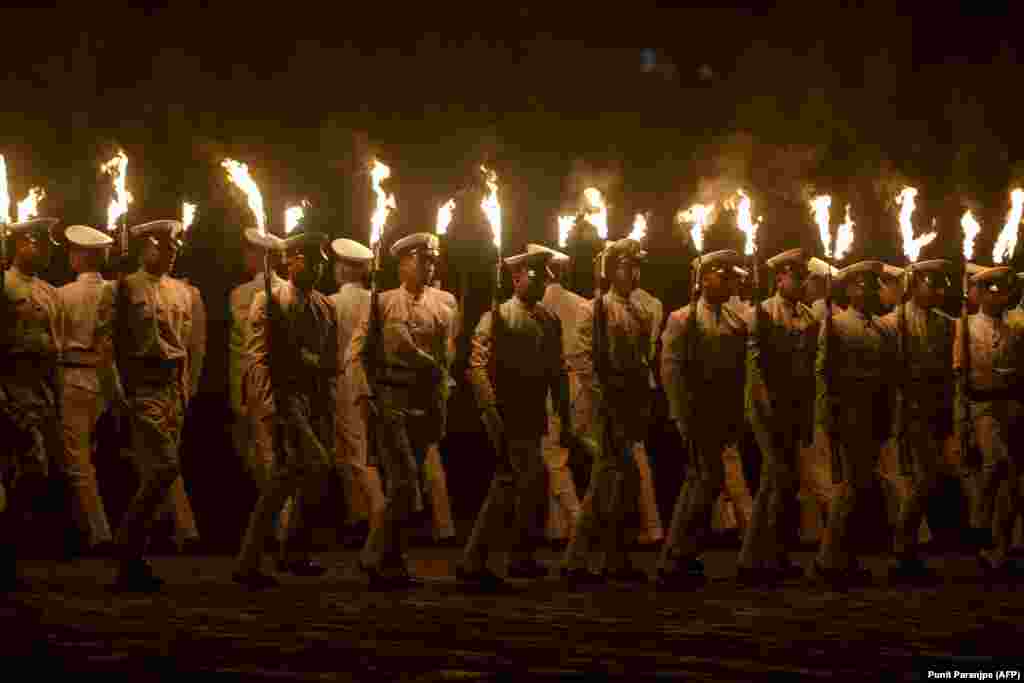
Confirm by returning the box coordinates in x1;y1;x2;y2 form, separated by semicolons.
87;541;117;559
735;566;778;587
434;535;460;547
361;563;422;591
888;559;940;585
147;536;178;556
774;562;808;582
232;569;281;590
606;566;649;584
506;560;549;580
809;560;848;588
977;554;1024;580
561;568;606;590
548;538;570;552
655;565;706;590
112;560;164;593
276;559;327;577
456;566;506;591
179;537;203;555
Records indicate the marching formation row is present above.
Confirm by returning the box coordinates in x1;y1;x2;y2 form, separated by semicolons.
1;215;1021;593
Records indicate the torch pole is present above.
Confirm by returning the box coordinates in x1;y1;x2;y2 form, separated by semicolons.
686;239;703;477
488;229;505;465
959;236;972;469
897;268;911;475
364;233;384;472
823;248;841;482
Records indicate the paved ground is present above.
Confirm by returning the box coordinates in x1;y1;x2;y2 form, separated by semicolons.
4;548;1023;681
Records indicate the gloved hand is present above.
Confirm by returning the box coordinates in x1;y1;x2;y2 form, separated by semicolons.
481;405;504;450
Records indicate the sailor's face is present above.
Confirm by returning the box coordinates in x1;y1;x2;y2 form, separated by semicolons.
778;265;807;300
879;276;903;308
702;268;735;302
913;274;948;308
20;234;52;270
981;283;1012;313
143;236;179;274
612;259;639;294
514;263;551;302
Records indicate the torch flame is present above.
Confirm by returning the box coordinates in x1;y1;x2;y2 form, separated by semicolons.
993;189;1024;264
101;150;133;233
16;187;44;223
284;203;306;235
728;189;760;257
834;204;855;261
557;214;575;248
0;155;9;224
628;212;648;242
678;203;715;254
961;209;981;261
810;195;832;258
583;187;608;239
480;165;502;249
436;198;455;236
370;160;395;248
896;186;936;263
221;159;266;233
182;202;197;232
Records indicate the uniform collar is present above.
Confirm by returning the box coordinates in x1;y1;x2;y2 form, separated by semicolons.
9;266;34;283
339;281;367;293
400;284;426;302
608;289;632;304
76;272;104;283
138;268;166;283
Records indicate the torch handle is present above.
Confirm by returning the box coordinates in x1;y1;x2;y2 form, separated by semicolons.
824;263;841;481
685;249;702;465
897;276;910;474
959;259;972;465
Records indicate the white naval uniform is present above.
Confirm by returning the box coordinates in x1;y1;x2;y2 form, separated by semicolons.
57;272;121;547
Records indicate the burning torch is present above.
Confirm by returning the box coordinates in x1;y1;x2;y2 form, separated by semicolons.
895;187;936;473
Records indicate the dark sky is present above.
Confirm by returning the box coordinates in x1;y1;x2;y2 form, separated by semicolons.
2;4;1023;277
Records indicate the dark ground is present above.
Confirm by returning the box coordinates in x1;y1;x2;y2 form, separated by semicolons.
6;546;1023;681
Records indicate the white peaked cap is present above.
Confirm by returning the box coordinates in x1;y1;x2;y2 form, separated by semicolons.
65;224;112;248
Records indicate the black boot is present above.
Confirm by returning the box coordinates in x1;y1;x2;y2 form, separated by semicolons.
112;559;164;593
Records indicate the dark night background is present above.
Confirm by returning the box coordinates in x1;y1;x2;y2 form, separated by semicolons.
5;4;1022;549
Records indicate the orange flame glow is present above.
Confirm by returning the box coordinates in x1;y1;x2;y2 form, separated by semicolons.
557;214;575;248
678;203;715;254
370;160;395;248
583;187;608;239
896;187;935;263
835;204;855;261
628;212;648;242
221;159;266;233
101;150;133;233
284;203;306;235
993;189;1023;264
480;166;502;249
810;195;832;258
436;198;455;236
182;202;197;232
728;189;760;256
0;155;9;224
961;209;981;262
16;187;44;223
